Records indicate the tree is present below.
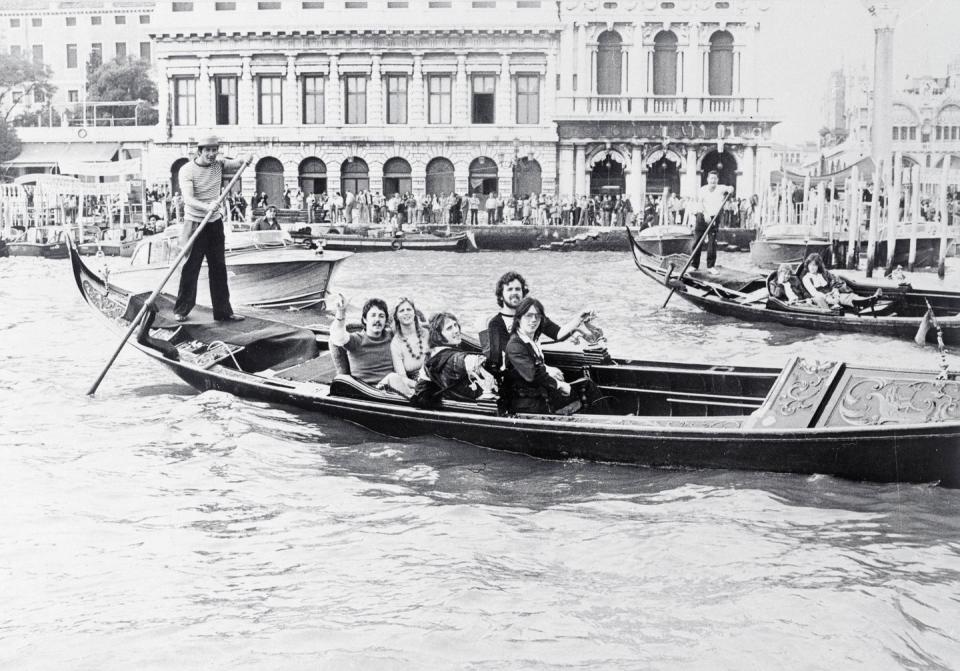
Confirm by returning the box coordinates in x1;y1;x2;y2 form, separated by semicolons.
0;118;22;177
0;53;55;122
86;57;159;126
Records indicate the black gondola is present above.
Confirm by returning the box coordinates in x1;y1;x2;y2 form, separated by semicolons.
70;237;960;488
626;225;960;346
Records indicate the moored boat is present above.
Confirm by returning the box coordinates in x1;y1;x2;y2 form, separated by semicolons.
627;226;960;345
77;226;145;257
71;237;960;488
631;224;694;256
107;225;352;310
288;224;470;252
3;226;70;259
749;224;832;270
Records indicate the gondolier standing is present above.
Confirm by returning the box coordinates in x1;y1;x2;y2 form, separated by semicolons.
174;135;252;323
691;170;733;275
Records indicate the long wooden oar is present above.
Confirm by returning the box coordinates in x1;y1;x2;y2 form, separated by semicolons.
661;191;731;309
87;160;251;396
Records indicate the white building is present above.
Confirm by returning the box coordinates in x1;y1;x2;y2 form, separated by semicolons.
147;0;776;205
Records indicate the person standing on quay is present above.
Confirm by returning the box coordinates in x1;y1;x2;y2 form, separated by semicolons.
173;135;252;323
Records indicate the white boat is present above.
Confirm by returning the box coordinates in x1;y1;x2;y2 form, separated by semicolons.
108;225;352;310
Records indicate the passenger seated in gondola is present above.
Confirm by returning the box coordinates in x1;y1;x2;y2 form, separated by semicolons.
768;263;806;304
410;312;498;408
483;271;592;377
330;294;412;395
389;297;430;396
800;253;879;311
252;205;281;231
504;297;579;415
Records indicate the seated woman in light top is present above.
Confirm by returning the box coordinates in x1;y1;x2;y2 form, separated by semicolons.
389;297;430;397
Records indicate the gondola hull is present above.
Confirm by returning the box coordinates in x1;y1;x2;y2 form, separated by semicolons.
70;238;960;488
628;226;960;346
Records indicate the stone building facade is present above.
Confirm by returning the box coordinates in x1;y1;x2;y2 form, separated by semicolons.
147;0;777;204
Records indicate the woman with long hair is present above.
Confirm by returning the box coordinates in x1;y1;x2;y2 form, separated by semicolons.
801;252;878;310
389;298;430;395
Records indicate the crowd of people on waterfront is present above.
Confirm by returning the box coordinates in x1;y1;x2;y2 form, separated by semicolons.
330;270;598;416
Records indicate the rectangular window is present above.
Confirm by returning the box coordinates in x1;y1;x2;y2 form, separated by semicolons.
428;75;452;124
258;1;281;8
32;18;42;27
302;1;324;6
258;76;283;124
140;14;151;23
172;2;194;11
909;126;917;141
344;75;367;124
32;45;43;64
34;88;45;104
215;76;238;125
140;42;151;61
68;90;79;102
115;42;126;59
115;15;126;24
892;127;899;141
473;0;495;6
10;19;20;27
471;74;495;124
66;44;78;69
386;75;407;124
66;16;77;26
174;77;197;125
216;1;237;8
388;1;409;5
516;74;539;124
345;1;368;6
428;1;452;6
517;0;540;6
90;43;102;68
954;127;959;140
303;75;325;124
91;15;102;25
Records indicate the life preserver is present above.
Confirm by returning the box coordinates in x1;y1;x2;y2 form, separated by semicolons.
391;238;402;251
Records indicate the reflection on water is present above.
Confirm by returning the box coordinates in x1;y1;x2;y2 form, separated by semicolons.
1;253;960;670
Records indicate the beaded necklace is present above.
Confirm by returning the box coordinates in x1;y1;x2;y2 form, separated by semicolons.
400;326;425;362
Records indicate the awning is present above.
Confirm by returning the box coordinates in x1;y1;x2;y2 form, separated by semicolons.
2;142;120;167
770;156;875;187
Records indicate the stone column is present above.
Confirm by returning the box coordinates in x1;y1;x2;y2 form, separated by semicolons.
630;145;644;207
284;54;298;126
410;52;425;125
156;57;169;140
239;55;254;128
574;144;586;196
684;22;700;96
197;55;211;128
867;3;898;168
326;53;341;126
684;145;699;198
369;52;383;126
455;52;468;125
558;145;575;196
544;49;557;122
739;144;756;196
632;22;645;96
497;52;511;125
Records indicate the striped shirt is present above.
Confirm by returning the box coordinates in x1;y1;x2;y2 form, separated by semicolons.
180;159;223;222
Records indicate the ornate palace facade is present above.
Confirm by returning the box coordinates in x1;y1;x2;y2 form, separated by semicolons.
148;0;777;204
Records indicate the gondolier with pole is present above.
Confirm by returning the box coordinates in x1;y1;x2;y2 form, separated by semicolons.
690;170;733;275
174;135;253;323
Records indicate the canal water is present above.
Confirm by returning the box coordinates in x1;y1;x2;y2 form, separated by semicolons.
2;250;960;670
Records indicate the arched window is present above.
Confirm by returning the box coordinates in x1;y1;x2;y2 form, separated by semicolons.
425;157;455;196
298;157;327;199
382;157;412;196
340;157;369;195
255;157;284;206
170;157;189;195
512;158;542;197
653;31;678;96
708;31;734;96
468;156;499;195
597;30;622;95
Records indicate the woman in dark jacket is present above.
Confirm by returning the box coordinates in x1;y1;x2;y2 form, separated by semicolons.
504;297;573;414
410;312;497;408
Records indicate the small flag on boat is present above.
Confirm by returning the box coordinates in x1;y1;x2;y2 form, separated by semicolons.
915;308;933;345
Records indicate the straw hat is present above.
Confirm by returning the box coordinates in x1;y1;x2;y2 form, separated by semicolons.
196;135;220;149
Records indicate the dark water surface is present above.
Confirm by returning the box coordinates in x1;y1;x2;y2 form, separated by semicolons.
2;251;960;670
